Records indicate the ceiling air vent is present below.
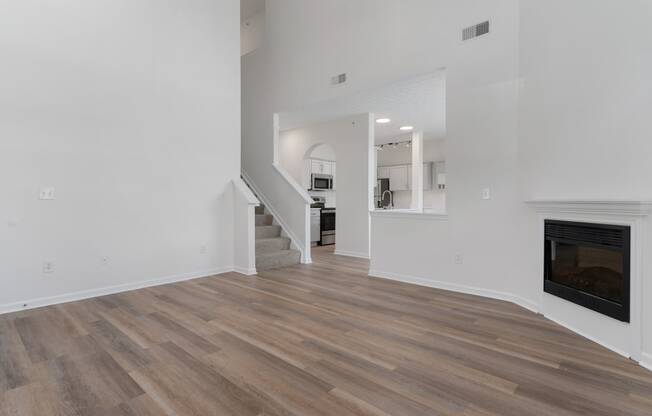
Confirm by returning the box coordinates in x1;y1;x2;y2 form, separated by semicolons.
462;21;490;41
331;73;347;85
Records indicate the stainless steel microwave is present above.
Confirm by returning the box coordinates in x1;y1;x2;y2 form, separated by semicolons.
311;174;333;191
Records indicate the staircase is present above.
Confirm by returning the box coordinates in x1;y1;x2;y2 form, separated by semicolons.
255;204;301;271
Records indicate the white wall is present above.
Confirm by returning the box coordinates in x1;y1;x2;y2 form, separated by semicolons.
519;0;652;199
243;0;525;299
279;115;371;257
241;11;265;56
0;0;241;310
309;144;337;162
242;0;652;365
518;0;652;362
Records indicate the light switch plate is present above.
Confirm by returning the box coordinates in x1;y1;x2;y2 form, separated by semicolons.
39;187;55;200
482;188;491;200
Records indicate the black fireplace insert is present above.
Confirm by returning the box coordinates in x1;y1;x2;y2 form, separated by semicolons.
544;220;630;322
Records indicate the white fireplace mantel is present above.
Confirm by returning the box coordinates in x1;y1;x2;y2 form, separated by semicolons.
526;199;652;217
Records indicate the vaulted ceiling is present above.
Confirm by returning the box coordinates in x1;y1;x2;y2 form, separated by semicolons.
279;71;447;145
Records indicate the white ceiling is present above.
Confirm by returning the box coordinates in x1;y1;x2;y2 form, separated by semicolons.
279;70;446;144
241;0;265;21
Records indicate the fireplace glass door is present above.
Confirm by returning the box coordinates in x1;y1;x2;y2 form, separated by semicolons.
544;220;630;322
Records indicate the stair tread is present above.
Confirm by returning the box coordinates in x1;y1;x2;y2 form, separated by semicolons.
257;248;298;256
255;214;274;226
256;236;291;254
255;224;282;239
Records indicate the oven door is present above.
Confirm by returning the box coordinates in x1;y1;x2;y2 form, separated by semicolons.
320;210;336;246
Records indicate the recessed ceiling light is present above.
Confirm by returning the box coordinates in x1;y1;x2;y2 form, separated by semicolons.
400;126;414;131
376;118;391;124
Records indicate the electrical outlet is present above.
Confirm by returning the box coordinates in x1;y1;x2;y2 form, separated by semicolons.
454;253;463;265
102;257;110;266
43;261;55;274
39;187;55;200
482;188;491;200
200;245;207;254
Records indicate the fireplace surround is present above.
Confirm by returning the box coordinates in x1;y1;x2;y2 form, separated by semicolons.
527;199;652;365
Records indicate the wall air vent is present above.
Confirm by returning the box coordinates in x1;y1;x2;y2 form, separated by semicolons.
462;21;490;41
331;73;347;85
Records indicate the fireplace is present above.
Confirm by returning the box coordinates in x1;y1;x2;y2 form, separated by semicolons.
544;220;630;322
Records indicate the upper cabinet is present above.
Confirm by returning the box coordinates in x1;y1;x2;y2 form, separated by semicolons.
388;166;409;191
377;167;390;179
406;163;434;191
380;163;434;191
311;159;332;175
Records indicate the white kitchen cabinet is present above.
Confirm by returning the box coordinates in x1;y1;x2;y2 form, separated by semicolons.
377;162;437;192
406;163;433;191
311;160;319;174
311;160;329;175
389;166;409;191
434;161;446;190
377;167;390;179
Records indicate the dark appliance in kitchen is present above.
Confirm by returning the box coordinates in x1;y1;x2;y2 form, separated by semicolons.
375;178;391;208
320;208;336;246
311;174;334;191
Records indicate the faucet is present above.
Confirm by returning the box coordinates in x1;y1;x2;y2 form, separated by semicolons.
381;190;394;209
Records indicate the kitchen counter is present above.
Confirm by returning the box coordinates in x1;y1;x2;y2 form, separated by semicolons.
370;208;448;220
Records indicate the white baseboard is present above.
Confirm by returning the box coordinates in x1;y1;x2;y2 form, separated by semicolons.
368;269;539;314
641;353;652;372
234;266;257;276
335;250;370;260
0;266;234;315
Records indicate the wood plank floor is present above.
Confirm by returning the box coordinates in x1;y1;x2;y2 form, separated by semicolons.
2;246;652;415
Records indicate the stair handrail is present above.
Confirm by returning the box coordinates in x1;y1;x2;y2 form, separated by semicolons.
235;176;261;206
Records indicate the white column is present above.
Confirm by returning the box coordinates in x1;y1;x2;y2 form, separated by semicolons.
367;113;376;257
411;131;423;210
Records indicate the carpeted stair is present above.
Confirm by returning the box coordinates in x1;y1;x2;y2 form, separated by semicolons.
255;205;301;271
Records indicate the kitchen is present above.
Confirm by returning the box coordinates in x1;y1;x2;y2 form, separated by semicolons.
375;137;447;213
277;113;370;260
306;147;337;247
275;71;447;260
